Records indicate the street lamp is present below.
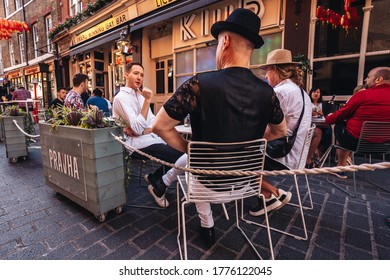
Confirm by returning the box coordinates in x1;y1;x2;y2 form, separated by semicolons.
116;29;132;54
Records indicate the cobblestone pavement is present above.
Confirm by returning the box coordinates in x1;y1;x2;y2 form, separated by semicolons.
0;132;389;260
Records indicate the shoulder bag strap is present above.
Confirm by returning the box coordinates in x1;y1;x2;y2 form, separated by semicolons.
290;88;305;139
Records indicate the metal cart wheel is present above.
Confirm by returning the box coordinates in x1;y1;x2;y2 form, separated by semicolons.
10;157;18;163
95;213;106;222
114;205;123;214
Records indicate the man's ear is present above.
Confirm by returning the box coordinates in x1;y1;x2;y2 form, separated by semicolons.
376;76;384;83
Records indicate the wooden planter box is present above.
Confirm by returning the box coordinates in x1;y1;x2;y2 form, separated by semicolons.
1;116;28;162
40;123;126;222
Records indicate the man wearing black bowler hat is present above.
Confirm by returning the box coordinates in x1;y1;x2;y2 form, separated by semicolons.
152;8;287;248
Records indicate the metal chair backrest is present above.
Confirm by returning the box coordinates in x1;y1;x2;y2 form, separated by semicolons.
297;124;316;170
356;121;390;155
186;139;267;203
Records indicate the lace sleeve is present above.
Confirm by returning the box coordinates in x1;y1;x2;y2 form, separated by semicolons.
269;90;284;124
163;75;200;121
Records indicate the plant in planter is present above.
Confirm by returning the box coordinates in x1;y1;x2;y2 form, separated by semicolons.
0;105;34;162
40;107;126;222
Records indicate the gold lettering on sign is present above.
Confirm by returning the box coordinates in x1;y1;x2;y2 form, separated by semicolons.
72;11;129;45
49;149;80;179
155;0;176;8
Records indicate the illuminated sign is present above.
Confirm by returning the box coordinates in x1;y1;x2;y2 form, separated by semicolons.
72;11;129;45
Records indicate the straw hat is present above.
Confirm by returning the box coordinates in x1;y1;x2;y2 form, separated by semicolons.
259;49;301;70
211;8;264;49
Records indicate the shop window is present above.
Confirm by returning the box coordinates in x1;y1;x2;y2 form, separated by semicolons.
95;61;104;71
156;59;173;94
32;24;39;58
314;0;364;58
9;40;15;66
367;1;390;52
45;15;52;54
196;45;217;72
364;54;390;77
313;57;359;96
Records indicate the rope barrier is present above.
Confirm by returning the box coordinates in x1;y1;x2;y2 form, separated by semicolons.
13;119;40;138
111;133;390;177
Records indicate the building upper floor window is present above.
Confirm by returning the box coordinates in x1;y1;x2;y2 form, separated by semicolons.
5;0;10;17
32;24;39;58
0;46;4;74
19;33;25;64
70;0;83;17
9;40;15;66
45;15;52;53
15;0;21;10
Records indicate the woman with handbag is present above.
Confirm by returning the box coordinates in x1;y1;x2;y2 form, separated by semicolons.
250;49;312;216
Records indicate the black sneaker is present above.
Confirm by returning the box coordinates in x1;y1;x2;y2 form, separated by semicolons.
249;194;283;216
330;171;347;179
199;226;215;249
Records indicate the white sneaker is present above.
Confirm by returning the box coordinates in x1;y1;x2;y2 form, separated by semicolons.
275;189;292;210
249;194;282;216
147;185;169;208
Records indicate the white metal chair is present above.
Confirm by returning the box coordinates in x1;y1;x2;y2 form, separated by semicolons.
176;139;274;260
327;121;390;197
243;125;316;241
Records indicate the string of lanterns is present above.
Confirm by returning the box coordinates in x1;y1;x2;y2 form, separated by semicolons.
316;0;360;30
0;18;30;40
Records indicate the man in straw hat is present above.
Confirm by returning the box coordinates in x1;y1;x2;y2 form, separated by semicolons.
152;8;287;248
249;49;312;217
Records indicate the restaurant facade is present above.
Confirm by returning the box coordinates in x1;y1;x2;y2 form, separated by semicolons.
1;0;389;109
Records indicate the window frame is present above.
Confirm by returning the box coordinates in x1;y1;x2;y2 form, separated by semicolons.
9;40;15;66
18;33;25;64
45;15;52;53
15;0;21;10
32;24;39;58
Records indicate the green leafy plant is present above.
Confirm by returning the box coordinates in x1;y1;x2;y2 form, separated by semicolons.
45;106;111;130
0;105;35;146
81;108;106;129
293;54;313;75
49;0;115;39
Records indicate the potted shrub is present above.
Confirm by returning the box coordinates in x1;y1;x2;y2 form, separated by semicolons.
40;107;126;222
0;105;33;162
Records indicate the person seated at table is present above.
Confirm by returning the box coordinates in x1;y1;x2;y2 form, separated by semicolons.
306;87;332;168
113;62;183;208
325;66;390;178
49;87;67;109
86;88;110;117
249;49;312;216
152;9;287;248
12;85;33;111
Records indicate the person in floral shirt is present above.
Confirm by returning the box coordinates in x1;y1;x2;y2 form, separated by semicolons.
64;73;89;110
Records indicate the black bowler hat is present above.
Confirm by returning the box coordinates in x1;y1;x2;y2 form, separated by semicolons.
211;8;264;49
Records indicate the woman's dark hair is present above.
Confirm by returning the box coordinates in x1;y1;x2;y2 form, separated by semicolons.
309;87;323;103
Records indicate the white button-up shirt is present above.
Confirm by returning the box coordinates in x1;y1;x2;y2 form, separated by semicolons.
113;86;165;150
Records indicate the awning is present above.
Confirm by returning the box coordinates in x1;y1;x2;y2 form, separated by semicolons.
69;0;220;55
131;0;221;31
